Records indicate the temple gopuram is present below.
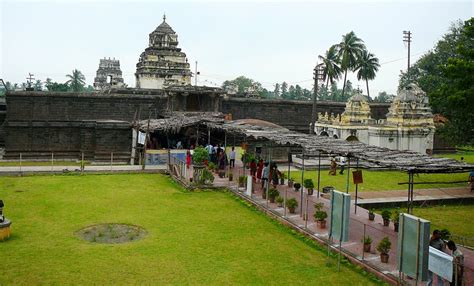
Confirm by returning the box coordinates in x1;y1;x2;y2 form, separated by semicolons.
135;15;192;89
93;58;125;90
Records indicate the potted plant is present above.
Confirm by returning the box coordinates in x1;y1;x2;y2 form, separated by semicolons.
201;168;215;184
192;146;209;183
392;209;400;232
276;196;284;207
294;183;301;192
313;202;328;228
376;237;391;263
368;208;375;221
238;176;246;188
268;188;280;203
228;172;233;181
280;172;286;185
288;178;294;188
381;210;391;227
207;162;217;172
304;178;314;196
286;198;298;214
361;235;373;253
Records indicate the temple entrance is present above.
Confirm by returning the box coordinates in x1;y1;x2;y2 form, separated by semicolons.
186;94;201;111
346;135;359;142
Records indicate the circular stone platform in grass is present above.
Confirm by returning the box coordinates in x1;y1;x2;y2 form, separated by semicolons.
77;224;146;244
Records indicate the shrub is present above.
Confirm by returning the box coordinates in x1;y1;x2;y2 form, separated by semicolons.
201;169;214;184
368;208;375;215
268;188;280;199
392;209;401;223
207;162;216;170
361;235;373;245
313;202;327;221
294;183;301;190
376;237;391;254
381;210;391;220
440;229;451;240
303;178;314;189
192;146;208;165
276;196;284;205
238;176;246;185
286;198;298;209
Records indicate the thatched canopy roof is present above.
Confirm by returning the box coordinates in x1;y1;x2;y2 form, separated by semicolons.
139;112;473;173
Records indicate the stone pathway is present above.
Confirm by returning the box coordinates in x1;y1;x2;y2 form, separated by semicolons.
212;162;474;285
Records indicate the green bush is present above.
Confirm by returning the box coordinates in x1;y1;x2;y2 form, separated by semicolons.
361;236;372;245
192;146;208;165
201;169;214;184
303;178;314;189
276;196;284;205
381;210;391;220
392;209;400;223
313;202;327;221
376;237;391;254
207;162;216;170
286;198;298;209
268;188;280;199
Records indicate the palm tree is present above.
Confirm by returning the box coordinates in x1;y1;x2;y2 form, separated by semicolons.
334;31;366;97
66;69;86;92
355;50;380;100
318;45;342;88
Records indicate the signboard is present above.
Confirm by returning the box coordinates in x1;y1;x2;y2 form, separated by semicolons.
397;213;430;281
352;170;363;184
246;175;253;196
329;190;351;242
428;246;453;282
138;131;146;145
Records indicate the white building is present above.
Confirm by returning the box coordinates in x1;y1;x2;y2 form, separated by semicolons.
314;84;435;154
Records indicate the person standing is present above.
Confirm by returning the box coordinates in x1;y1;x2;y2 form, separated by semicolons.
329;158;337;176
469;169;474;192
338;156;346;175
427;230;446;286
250;159;257;180
447;240;464;286
229;147;236;168
186;150;191;169
256;159;264;183
261;162;269;190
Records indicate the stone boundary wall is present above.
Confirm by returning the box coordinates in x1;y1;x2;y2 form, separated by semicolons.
221;97;390;132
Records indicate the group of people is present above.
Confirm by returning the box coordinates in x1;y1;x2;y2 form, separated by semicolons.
329;156;347;176
247;160;282;190
428;230;464;286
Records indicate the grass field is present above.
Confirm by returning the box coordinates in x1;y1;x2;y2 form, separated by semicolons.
0;174;382;285
374;204;474;246
289;170;469;192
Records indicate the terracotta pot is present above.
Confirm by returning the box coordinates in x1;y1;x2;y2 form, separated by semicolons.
368;213;375;221
317;220;327;229
383;219;390;226
289;207;295;214
269;197;275;203
394;222;399;232
228;174;233;181
288;181;294;188
308;188;314;196
363;243;371;253
262;192;266;199
380;253;389;263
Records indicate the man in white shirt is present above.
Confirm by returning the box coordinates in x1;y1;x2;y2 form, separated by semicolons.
338;156;346;175
229;146;236;168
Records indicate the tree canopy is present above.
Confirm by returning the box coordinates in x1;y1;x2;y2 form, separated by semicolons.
398;18;473;145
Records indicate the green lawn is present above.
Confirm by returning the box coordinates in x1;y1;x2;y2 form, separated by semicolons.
374;204;474;246
0;174;382;285
434;151;474;164
290;170;469;192
0;161;88;166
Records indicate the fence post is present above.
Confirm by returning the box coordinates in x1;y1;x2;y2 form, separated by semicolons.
81;152;84;173
19;153;22;173
51;152;54;172
110;152;113;172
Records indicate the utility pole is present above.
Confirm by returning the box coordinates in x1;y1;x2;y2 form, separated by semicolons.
403;31;412;73
310;64;325;134
194;61;199;86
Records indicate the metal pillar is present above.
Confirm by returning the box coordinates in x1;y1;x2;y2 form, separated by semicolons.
300;150;305;215
345;156;351;194
317;152;321;198
354;158;359;214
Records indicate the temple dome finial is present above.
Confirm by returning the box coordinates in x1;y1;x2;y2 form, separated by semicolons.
163;13;166;22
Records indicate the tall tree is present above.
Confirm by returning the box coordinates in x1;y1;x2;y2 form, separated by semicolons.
355;50;380;100
222;76;263;96
34;79;43;91
318;45;342;88
334;31;366;97
281;82;288;98
66;69;86;92
273;83;281;97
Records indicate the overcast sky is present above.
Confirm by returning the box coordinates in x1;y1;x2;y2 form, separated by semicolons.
1;0;472;95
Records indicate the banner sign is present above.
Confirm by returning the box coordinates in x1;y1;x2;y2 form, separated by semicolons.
329;190;351;242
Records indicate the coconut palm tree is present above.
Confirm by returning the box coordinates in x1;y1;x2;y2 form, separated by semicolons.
355;50;380;100
334;31;366;97
318;45;342;88
66;69;86;92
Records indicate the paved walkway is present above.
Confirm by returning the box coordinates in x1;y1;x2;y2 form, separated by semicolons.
210;163;474;286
